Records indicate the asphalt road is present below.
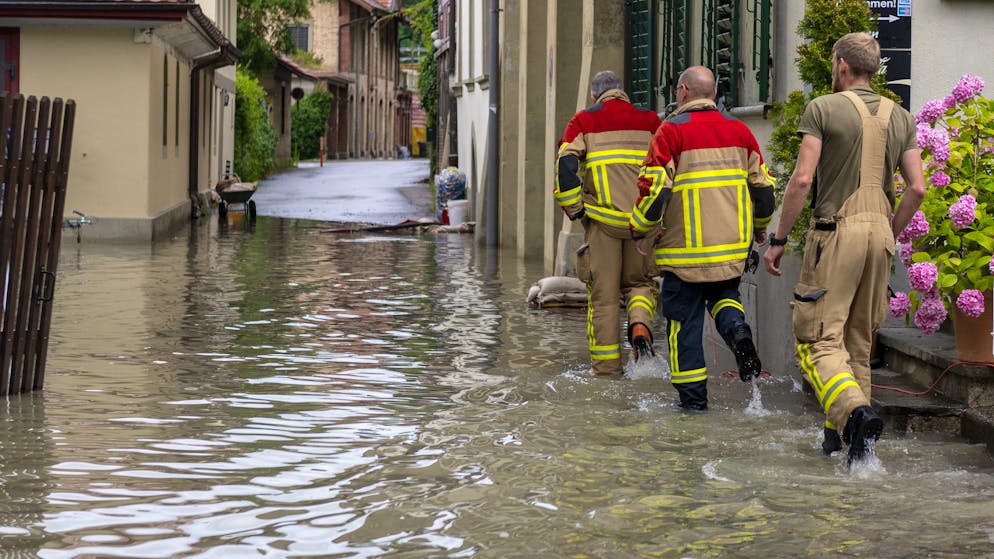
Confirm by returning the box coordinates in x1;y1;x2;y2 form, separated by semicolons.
251;159;434;225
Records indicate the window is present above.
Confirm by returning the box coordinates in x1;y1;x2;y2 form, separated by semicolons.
162;54;168;146
626;0;655;110
287;24;309;51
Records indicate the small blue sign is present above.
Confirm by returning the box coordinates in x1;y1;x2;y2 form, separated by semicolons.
898;0;911;17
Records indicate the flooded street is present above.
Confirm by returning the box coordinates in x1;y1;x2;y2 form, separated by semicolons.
3;216;994;558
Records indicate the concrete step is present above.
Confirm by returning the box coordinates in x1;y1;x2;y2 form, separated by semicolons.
877;326;994;407
875;326;994;454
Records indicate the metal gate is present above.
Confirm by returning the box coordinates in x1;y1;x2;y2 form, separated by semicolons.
0;93;77;395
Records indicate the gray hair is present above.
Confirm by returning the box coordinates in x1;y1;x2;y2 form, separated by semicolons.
591;71;622;99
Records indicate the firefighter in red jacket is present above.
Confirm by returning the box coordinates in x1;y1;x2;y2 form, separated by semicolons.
555;71;662;375
629;66;776;409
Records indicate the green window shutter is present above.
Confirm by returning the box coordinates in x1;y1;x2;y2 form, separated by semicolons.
702;0;739;108
660;0;690;106
626;0;655;110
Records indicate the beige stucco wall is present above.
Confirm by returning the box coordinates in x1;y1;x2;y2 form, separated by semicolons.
311;0;341;71
148;48;192;220
20;28;157;220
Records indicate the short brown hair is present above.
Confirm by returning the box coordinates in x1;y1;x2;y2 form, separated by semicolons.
833;32;880;79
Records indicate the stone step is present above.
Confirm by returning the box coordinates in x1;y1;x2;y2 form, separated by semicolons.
876;326;994;408
875;326;994;454
870;366;965;434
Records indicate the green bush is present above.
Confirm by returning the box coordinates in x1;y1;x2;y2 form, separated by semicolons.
234;67;278;182
291;90;333;160
767;0;898;250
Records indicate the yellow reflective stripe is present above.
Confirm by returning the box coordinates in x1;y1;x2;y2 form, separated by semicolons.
825;420;836;430
822;373;860;412
587;156;645;166
627;295;655;316
754;215;772;228
591;346;622;360
682;190;693;248
555;188;583;206
586;285;595;350
760;162;776;187
584;205;630;228
668;320;681;374
797;344;823;391
672;367;708;384
738;184;749;244
654;245;751;265
693;189;703;247
592;165;608;206
588;148;649;158
629;204;654;233
673;168;748;182
710;298;744;318
558;141;569;155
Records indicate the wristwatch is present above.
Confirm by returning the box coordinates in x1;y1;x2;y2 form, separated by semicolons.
768;233;788;246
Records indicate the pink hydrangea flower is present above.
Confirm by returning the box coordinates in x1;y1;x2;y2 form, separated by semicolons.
914;296;948;334
949;194;977;229
898;243;915;266
930;171;951;187
929;128;951;163
915;99;948;125
951;74;985;104
908;261;939;292
889;291;912;318
956;289;986;318
897;210;930;244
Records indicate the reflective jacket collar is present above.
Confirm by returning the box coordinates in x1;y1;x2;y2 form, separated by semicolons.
595;89;631;104
672;98;717;116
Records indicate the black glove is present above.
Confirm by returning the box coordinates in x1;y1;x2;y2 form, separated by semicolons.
569;207;586;221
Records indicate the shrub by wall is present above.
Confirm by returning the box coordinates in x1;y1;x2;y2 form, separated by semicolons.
291;90;333;161
234;67;278;182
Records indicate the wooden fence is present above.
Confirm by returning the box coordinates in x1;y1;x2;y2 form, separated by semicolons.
0;94;77;395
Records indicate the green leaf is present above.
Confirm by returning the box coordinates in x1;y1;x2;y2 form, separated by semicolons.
912;251;932;263
940;274;958;288
965;232;994;252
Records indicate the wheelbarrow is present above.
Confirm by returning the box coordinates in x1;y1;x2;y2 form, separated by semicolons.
215;177;257;219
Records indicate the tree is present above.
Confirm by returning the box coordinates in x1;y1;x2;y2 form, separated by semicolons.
767;0;899;248
403;0;438;129
237;0;312;74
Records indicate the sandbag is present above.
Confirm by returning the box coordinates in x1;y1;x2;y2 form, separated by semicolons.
527;276;587;308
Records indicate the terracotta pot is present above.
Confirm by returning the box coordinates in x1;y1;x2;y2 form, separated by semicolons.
951;291;994;363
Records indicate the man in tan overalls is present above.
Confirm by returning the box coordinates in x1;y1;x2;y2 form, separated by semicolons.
763;33;926;467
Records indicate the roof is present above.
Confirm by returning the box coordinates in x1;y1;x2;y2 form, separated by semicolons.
0;0;239;65
277;55;353;86
349;0;399;13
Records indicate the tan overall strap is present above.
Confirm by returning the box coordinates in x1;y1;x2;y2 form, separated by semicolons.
840;90;894;191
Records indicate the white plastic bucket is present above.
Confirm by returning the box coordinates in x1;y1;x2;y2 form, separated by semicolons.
447;199;469;226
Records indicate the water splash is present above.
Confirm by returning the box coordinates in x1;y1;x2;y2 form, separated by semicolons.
744;382;775;417
702;460;731;482
624;353;670;380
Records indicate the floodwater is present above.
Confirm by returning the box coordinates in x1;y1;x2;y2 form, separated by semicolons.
3;216;994;558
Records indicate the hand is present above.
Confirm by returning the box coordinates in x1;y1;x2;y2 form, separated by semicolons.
569;207;586;221
764;244;785;276
754;230;768;246
635;237;647;256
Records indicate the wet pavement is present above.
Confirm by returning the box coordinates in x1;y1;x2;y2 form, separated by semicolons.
251;160;434;225
3;160;994;558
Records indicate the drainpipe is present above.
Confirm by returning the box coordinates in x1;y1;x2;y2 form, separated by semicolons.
484;0;500;247
189;50;225;218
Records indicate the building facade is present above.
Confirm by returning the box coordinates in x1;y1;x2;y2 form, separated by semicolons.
0;0;238;242
274;0;409;161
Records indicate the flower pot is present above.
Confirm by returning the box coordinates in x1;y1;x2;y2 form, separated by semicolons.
951;291;994;364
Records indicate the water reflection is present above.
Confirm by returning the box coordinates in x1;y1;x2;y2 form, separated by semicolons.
0;216;989;558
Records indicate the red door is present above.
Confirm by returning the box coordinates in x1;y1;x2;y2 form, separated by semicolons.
0;28;19;94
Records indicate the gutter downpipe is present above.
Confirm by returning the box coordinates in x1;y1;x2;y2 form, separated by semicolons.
485;0;500;247
189;50;226;218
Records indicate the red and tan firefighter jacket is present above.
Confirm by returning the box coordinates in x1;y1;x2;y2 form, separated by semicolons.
555;89;662;231
629;99;776;283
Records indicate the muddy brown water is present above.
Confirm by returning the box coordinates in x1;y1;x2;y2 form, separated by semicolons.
2;217;993;558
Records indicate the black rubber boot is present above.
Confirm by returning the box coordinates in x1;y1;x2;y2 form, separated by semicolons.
731;325;762;382
842;405;884;467
629;322;655;362
822;427;842;456
676;381;708;411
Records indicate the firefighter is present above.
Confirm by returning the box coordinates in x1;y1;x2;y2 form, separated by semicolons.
629;66;776;410
555;71;662;375
764;33;925;466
